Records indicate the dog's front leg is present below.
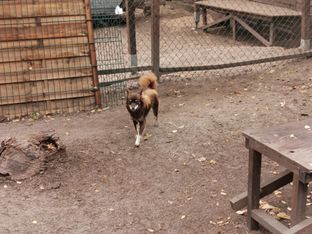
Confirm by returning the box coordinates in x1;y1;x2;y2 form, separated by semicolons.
135;121;141;147
135;120;146;147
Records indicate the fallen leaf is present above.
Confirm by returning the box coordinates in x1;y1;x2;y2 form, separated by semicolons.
147;228;155;233
172;130;178;133
144;133;153;141
209;160;217;165
197;157;207;162
168;200;173;204
236;209;247;215
178;125;185;129
3;185;7;188
276;212;290;220
304;125;311;130
280;101;286;107
32;220;37;224
181;215;186;220
220;191;227;196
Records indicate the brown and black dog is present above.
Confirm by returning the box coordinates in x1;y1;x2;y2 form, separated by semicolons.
126;73;159;147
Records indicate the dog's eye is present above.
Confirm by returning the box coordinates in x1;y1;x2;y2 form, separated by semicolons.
135;100;140;104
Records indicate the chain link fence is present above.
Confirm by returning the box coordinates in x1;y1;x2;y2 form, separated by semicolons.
97;0;312;108
0;0;311;117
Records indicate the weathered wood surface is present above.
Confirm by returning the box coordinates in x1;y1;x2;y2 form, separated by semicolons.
0;0;97;117
195;0;301;17
244;119;312;172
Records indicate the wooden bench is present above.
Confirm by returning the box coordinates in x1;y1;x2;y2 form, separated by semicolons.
194;0;301;46
230;119;312;233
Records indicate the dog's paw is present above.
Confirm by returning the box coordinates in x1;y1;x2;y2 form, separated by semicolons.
135;135;141;146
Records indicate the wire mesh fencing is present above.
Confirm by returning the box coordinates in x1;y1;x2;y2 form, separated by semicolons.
159;0;307;74
0;0;311;117
96;0;312;108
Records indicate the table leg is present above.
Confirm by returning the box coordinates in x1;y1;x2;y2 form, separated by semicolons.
247;149;262;230
291;173;308;226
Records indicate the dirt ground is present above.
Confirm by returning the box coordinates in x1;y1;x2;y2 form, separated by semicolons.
1;58;312;234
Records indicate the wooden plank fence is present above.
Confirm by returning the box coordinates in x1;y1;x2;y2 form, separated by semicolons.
0;0;99;118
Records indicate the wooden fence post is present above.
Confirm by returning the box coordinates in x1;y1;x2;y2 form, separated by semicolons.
300;0;311;50
151;0;160;79
126;0;138;68
85;0;101;107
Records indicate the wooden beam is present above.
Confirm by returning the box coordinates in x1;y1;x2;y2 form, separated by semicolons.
230;170;293;211
251;209;289;234
202;15;231;31
233;15;271;46
151;0;160;79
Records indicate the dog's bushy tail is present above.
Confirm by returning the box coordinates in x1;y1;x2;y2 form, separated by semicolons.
139;72;157;90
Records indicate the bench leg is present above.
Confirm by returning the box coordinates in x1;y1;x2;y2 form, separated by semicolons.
231;17;236;41
269;21;275;46
247;149;262;230
194;5;200;29
202;8;207;26
291;174;308;226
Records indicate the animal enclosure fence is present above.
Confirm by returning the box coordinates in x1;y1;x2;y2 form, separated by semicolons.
1;0;312;118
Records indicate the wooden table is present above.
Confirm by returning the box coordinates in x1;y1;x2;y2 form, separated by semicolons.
194;0;301;46
230;119;312;233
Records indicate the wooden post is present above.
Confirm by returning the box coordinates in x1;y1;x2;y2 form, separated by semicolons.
247;149;262;230
291;173;308;226
151;0;160;79
300;0;311;50
126;0;138;68
85;0;101;107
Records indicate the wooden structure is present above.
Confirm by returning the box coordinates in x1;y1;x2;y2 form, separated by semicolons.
194;0;303;47
0;0;100;118
231;119;312;233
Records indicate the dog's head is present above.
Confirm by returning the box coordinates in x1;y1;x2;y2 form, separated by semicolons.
126;88;143;112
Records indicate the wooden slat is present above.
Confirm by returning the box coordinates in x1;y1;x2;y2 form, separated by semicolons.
0;77;93;105
0;1;85;19
251;209;289;234
0;44;90;63
0;22;87;42
0;36;89;49
0;56;91;74
0;68;92;85
0;96;95;118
